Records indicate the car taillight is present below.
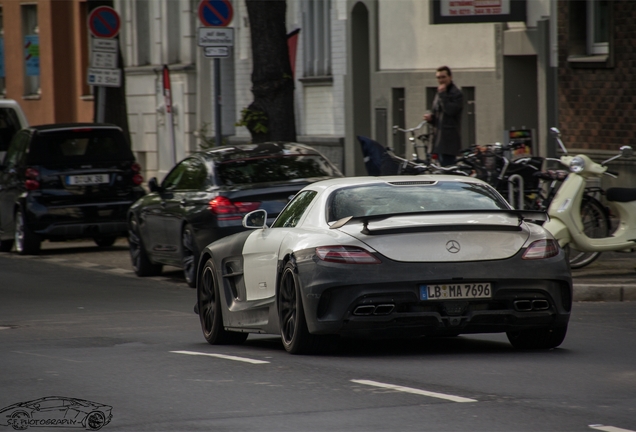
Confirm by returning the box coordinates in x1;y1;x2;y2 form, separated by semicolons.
131;162;141;173
209;196;261;221
25;168;40;190
315;246;381;264
130;163;143;185
132;174;144;185
522;239;559;260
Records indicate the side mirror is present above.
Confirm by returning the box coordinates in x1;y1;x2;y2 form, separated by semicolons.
148;177;161;193
243;209;268;229
550;127;561;136
620;146;633;158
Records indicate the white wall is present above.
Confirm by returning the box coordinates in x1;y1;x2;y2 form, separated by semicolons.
378;0;497;71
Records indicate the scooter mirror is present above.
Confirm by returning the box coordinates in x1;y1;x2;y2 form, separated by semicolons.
550;127;561;136
620;146;633;158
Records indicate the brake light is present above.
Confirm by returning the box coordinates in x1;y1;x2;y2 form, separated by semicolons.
209;196;261;221
315;246;381;264
24;168;40;190
132;174;144;185
522;239;559;260
131;163;141;173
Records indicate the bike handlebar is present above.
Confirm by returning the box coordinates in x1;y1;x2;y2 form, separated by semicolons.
393;120;427;134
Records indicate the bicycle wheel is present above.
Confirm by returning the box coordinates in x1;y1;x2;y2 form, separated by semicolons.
567;196;610;269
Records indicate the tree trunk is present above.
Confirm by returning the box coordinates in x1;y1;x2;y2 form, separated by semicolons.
88;0;132;147
245;0;297;143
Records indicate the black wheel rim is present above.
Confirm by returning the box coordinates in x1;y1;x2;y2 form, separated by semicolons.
279;269;297;345
128;220;142;271
14;212;25;253
199;266;216;337
182;228;196;283
87;412;105;430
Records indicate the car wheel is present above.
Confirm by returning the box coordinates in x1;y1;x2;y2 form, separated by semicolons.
9;411;29;431
14;210;40;255
85;411;106;431
128;218;162;277
198;258;248;345
0;238;14;252
278;262;338;355
506;325;568;350
182;225;199;288
93;236;117;248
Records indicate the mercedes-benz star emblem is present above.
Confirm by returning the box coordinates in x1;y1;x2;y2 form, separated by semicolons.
446;240;461;253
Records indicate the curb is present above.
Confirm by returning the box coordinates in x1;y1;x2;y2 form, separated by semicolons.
573;283;636;302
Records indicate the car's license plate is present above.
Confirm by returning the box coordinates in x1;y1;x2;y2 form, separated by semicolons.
66;174;109;186
420;283;492;300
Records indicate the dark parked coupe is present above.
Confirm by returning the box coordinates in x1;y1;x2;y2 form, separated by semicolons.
127;142;343;287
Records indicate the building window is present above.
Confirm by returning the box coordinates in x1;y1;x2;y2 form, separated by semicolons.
135;0;150;66
587;0;609;55
0;8;6;96
21;4;40;96
302;0;331;77
166;0;180;64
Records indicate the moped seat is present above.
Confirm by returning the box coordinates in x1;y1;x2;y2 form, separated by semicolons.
533;170;569;181
606;187;636;203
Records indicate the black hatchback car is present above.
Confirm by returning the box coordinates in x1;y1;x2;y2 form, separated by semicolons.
0;124;145;254
127;142;343;287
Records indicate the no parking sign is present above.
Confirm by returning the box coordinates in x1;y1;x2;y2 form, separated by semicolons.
88;6;120;38
198;0;233;27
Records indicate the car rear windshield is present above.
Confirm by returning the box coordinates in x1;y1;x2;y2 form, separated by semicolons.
27;129;134;165
329;181;509;221
217;154;339;186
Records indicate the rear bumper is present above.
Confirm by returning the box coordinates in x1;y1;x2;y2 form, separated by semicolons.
295;250;572;338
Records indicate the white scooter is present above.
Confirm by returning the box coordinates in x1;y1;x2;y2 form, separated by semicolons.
543;128;636;262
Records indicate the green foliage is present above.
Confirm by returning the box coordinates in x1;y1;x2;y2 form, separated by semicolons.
235;107;269;135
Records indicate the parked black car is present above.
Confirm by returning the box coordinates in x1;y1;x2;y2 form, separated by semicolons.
0;123;145;254
127;142;343;287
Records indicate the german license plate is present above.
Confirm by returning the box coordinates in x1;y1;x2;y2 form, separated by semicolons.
66;174;109;186
420;283;492;300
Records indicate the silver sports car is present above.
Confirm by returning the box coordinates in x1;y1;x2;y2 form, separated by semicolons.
195;176;572;354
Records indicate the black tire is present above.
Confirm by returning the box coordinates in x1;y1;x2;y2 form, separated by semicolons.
14;210;40;255
278;262;338;354
198;259;248;345
93;236;117;248
128;218;162;277
182;224;199;288
0;238;14;252
568;196;609;269
506;325;568;350
10;411;29;430
85;411;106;431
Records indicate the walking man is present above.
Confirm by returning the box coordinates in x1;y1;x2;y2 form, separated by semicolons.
424;66;463;166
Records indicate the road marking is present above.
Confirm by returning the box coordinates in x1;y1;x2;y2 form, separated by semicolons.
170;350;269;364
589;425;636;432
351;379;477;403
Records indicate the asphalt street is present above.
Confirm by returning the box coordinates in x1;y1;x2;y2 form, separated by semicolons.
1;253;636;431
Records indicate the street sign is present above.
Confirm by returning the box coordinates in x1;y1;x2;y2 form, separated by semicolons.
92;38;118;54
204;46;230;58
91;51;117;69
87;67;121;87
198;0;233;27
88;6;121;39
198;27;234;47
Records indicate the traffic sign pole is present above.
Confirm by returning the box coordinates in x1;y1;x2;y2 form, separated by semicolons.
198;0;233;147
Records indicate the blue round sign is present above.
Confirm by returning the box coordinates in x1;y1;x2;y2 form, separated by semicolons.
88;6;120;38
198;0;233;27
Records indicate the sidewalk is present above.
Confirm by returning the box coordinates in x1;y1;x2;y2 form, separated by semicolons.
572;251;636;301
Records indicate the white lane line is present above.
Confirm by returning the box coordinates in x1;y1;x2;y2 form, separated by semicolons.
589;425;636;432
351;379;477;403
170;350;269;364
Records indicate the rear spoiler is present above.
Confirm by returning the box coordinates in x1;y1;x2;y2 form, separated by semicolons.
329;209;548;235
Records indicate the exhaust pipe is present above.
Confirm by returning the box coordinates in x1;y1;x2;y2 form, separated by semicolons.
353;305;375;316
514;300;533;312
373;304;395;315
532;300;550;310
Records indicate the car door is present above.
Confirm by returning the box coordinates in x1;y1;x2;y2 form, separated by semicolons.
161;157;209;262
0;131;29;236
242;191;317;301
